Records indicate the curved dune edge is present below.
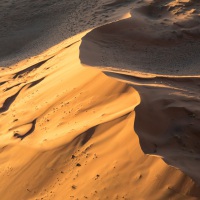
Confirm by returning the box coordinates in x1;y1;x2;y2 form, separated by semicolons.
0;0;134;67
80;0;200;76
0;33;200;200
0;36;199;200
0;1;200;200
80;0;200;189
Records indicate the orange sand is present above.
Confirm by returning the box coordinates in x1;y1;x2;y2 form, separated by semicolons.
0;0;200;199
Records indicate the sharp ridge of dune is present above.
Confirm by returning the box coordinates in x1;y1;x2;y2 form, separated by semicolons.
0;0;135;67
79;0;200;188
0;0;200;199
80;0;200;76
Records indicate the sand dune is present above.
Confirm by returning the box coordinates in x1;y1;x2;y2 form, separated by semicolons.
80;0;200;76
0;0;200;199
0;0;134;67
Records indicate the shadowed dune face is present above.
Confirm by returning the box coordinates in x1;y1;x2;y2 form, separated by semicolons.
80;0;200;76
80;0;200;185
2;40;200;199
134;82;200;183
105;73;200;183
1;0;200;199
0;0;136;67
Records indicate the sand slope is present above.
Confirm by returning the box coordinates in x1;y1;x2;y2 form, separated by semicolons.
79;0;200;193
80;0;200;76
0;37;199;199
0;0;134;66
0;0;200;199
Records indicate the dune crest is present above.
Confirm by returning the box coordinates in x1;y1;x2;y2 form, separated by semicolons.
80;0;200;190
0;0;200;199
80;0;200;76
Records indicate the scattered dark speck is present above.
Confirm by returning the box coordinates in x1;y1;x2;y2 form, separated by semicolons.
72;185;76;190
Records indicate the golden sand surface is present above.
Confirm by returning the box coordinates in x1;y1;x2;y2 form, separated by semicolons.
0;0;200;199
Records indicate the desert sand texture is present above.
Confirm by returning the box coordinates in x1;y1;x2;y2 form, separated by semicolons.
0;0;200;200
80;0;200;186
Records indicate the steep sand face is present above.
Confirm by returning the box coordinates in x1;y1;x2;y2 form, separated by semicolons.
80;0;200;190
1;36;200;199
0;0;134;66
0;0;200;199
101;73;200;184
80;0;200;76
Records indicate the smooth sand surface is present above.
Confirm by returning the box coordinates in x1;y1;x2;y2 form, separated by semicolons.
0;0;200;199
80;0;200;185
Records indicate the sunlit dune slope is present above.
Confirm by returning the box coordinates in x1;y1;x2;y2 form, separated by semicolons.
0;0;200;199
0;37;199;199
80;0;200;187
